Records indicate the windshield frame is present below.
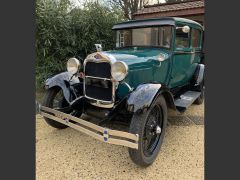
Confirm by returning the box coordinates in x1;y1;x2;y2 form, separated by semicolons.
114;25;174;50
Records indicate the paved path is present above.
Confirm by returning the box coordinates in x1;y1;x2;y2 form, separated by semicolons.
36;103;204;180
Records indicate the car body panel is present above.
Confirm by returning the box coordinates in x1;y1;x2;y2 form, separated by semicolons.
169;21;203;88
45;72;80;103
127;83;161;112
109;18;203;97
103;48;172;99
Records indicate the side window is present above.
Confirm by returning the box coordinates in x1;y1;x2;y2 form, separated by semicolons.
191;29;201;48
175;27;190;48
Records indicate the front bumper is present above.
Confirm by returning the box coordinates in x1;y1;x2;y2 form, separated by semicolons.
40;106;139;149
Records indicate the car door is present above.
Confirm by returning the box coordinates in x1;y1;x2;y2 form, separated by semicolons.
169;25;201;88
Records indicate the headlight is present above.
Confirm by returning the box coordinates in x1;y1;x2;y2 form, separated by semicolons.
111;61;128;81
67;58;80;74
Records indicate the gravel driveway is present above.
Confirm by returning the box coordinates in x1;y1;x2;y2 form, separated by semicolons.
36;103;204;180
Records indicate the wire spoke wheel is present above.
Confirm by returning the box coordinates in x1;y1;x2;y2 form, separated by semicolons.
42;87;81;129
128;95;167;167
143;104;163;157
51;89;73;114
52;90;67;109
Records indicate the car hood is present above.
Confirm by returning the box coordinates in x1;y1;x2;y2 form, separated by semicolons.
103;47;170;68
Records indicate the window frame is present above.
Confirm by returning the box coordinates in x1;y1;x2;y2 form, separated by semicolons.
174;25;191;51
174;23;203;52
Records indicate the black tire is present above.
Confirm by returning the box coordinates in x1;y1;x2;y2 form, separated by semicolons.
42;87;69;129
128;95;168;167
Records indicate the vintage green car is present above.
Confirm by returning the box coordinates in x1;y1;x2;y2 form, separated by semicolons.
40;17;204;166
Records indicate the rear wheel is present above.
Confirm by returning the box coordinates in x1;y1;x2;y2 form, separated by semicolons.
128;95;168;167
42;87;74;129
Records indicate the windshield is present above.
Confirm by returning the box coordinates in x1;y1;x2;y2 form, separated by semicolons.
115;26;172;49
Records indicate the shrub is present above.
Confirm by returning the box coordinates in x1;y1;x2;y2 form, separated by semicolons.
36;0;124;90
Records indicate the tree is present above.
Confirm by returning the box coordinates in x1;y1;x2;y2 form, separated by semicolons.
109;0;150;19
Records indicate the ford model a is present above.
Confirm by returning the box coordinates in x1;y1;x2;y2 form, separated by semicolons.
39;17;205;166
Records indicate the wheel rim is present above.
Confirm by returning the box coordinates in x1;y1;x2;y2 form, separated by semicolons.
143;104;163;157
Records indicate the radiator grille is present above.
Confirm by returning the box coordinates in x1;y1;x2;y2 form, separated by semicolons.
85;61;111;78
84;61;113;102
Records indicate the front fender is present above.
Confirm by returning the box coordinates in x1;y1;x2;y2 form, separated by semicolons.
45;72;80;103
127;83;176;113
127;84;161;113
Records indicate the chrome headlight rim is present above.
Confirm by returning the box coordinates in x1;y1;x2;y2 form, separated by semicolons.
111;61;128;81
67;57;80;74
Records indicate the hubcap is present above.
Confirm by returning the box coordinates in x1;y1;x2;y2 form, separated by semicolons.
156;126;161;134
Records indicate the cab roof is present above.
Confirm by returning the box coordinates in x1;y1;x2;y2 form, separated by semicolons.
112;17;203;30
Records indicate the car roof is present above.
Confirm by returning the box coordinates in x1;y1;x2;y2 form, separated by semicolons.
112;17;203;30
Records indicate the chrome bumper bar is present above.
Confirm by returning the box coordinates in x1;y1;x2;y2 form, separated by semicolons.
40;106;139;149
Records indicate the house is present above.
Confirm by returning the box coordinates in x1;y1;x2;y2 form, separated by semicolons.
133;0;205;26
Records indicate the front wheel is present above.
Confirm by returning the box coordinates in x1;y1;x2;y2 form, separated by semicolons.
128;95;168;167
42;87;75;129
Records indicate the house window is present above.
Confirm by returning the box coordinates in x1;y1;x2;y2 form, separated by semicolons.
116;30;132;47
175;27;190;48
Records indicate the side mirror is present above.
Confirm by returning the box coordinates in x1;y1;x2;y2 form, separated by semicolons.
176;26;190;33
95;44;102;52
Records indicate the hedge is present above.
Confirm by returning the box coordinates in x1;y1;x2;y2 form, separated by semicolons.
36;0;124;90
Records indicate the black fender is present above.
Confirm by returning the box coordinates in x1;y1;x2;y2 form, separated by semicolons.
45;72;80;103
192;64;205;86
127;83;176;113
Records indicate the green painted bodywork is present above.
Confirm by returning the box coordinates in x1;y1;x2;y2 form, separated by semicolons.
104;48;172;99
105;17;204;99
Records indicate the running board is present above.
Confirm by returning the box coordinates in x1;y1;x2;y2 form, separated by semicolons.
174;91;201;111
